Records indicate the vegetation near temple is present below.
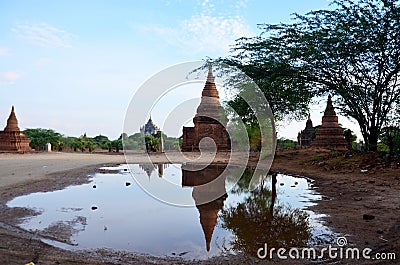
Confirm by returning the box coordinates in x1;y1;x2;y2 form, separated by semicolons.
24;128;179;152
222;0;400;151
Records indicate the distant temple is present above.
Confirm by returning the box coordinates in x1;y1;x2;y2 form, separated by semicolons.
181;64;231;152
311;95;347;150
140;116;160;136
0;106;32;152
297;114;316;147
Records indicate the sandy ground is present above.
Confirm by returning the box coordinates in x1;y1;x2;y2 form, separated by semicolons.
0;151;398;264
272;149;400;264
0;153;126;188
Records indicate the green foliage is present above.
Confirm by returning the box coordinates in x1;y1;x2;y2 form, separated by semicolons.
25;128;64;151
164;136;180;150
64;137;82;152
122;132;180;151
111;139;123;153
224;0;400;151
122;133;145;150
93;135;110;149
24;128;180;153
118;133;128;141
277;138;297;148
247;123;261;152
377;142;390;153
379;126;400;155
144;135;158;152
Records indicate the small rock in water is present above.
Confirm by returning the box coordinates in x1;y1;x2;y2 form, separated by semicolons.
125;182;131;187
294;181;298;185
93;185;96;189
104;225;108;231
363;214;375;220
91;206;98;211
124;168;128;171
280;183;284;186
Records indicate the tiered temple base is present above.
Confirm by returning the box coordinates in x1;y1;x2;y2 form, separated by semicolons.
312;96;347;151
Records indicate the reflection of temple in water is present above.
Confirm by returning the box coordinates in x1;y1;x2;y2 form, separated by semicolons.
139;163;169;178
182;164;228;251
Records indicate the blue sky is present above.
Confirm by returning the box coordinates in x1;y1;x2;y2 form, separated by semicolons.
0;0;361;141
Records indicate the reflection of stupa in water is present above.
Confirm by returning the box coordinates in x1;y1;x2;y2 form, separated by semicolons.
182;164;228;251
139;163;169;179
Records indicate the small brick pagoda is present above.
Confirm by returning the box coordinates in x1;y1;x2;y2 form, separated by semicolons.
297;114;316;147
312;95;347;150
181;64;231;152
0;106;32;152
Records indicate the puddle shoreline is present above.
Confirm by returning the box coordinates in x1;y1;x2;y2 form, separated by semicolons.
5;163;336;260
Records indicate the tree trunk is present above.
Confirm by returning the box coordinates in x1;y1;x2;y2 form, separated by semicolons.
367;132;379;152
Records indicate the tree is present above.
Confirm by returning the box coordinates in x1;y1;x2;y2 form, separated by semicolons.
144;135;158;152
224;0;400;151
85;138;97;153
93;135;109;147
277;138;297;148
25;128;64;151
65;137;82;152
118;133;129;141
379;126;400;155
111;139;123;153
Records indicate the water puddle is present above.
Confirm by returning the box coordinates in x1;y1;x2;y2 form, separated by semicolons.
7;163;336;259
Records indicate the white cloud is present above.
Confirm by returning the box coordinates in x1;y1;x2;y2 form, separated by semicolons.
135;0;254;55
12;22;74;48
0;47;10;56
0;71;23;86
139;14;253;55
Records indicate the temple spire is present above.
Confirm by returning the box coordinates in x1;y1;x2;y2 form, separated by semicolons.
324;94;336;116
4;105;20;132
312;95;347;150
207;63;215;83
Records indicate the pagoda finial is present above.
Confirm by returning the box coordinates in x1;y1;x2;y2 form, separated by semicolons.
207;63;215;83
4;105;20;132
308;113;311;120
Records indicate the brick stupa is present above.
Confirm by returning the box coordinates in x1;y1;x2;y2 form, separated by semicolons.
0;106;32;152
312;96;347;150
297;114;315;147
182;64;231;152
